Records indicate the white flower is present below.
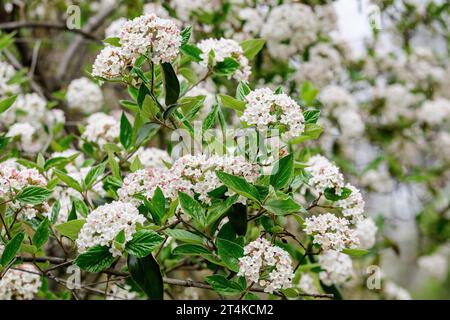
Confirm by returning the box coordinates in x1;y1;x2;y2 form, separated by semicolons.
130;147;172;169
197;38;251;81
304;213;359;251
92;46;127;79
261;3;318;60
7;123;46;154
417;98;450;126
240;88;305;140
76;201;146;257
0;264;42;300
318;250;353;286
238;237;294;293
383;281;411;300
0;60;20;98
297;274;319;295
143;3;171;18
106;283;137;300
305;155;345;195
354;218;377;250
171;154;260;205
105;18;127;39
119;14;181;64
171;0;221;21
81;112;120;148
66;77;103;114
1;93;47;127
336;184;365;222
417;253;448;280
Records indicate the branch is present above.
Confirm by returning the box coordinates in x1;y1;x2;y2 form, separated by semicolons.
0;21;101;41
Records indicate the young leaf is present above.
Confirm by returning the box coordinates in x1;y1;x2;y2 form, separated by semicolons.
303;109;320;124
103;37;121;47
55;219;86;241
178;192;206;227
0;95;17;113
120;112;133;150
128;254;163;300
240;39;265;59
216;171;260;203
270;154;294;190
180;44;202;62
84;162;106;189
342;248;369;257
125;230;164;258
16;186;52;205
161;62;180;106
32;218;50;249
217;238;243;272
54;169;83;193
136;122;161;146
236;81;251;101
217;94;246;112
180;25;192;46
1;232;25;266
74;245;115;272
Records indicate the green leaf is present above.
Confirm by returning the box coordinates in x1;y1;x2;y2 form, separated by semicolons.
240;39;265;59
161;62;180;106
32;218;50;249
74;245;115;272
303;109;320;124
1;232;25;266
342;248;369;257
207;194;239;226
128;254;163;300
50;200;61;224
125;230;164;258
227;203;247;236
136;122;160;146
216;171;260;203
180;25;192;46
270;154;293;190
181;44;202;62
202;104;219;131
0;95;17;113
217;238;243;272
16;186;52;205
165;229;204;244
206;275;244;296
324;187;352;201
263;197;302;215
54;169;83;193
84;162;106;189
301;81;319;105
0;31;16;51
120;112;133;150
172;244;211;255
214;57;239;76
55;219;86;241
218;94;246;112
178;192;206;227
107;151;121;181
291;123;324;143
236;81;251;101
103;37;121;47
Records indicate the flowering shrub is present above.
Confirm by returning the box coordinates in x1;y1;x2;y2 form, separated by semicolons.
0;0;448;301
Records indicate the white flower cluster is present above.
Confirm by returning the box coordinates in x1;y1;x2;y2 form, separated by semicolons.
305;155;345;195
118;167;192;205
106;283;137;300
354;218;378;250
104;18;127;39
76;201;146;257
297;274;319;295
92;46;127;79
130;147;172;169
0;264;42;300
261;3;318;60
119;14;181;64
66;77;103;114
81;112;120;148
171;0;221;21
317;250;353;286
0;163;49;220
198;38;251;81
240;88;305;140
171;154;260;205
383;281;412;300
417;253;448;280
0;60;20;97
304;213;359;251
417;98;450;126
335;184;366;222
238;237;294;293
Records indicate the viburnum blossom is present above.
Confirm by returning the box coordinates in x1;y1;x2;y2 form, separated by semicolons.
106;283;137;300
240;88;305;140
305;155;345;195
171;154;260;205
383;282;412;300
304;213;359;251
354;218;377;250
81;112;120;148
238;237;294;293
335;184;365;222
118;167;192;205
66;77;103;114
0;264;42;300
1;93;47;126
0;163;49;220
197;38;251;81
76;201;146;257
6;123;45;154
297;274;319;295
105;18;127;39
417;253;448;280
317;250;353;286
119;14;182;64
0;60;20;97
417;98;450;126
130;147;172;169
92;46;127;79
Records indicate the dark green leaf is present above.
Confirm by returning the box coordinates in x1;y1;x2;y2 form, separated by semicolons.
127;254;163;300
165;229;204;244
263;197;302;215
324;187;352;201
16;186;52;205
84;162;106;189
1;232;24;266
270;154;293;190
74;245;115;272
172;244;211;255
180;25;192;46
178;192;206;227
120;112;133;150
214;57;239;76
217;238;243;272
206;275;244;296
125;230;164;258
32;218;50;248
227;203;247;236
216;171;260;203
161;62;180;106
